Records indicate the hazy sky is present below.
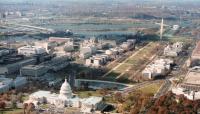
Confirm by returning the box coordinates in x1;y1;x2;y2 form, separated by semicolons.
0;0;199;4
0;0;198;2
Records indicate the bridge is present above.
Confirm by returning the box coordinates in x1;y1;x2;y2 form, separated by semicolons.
0;21;55;33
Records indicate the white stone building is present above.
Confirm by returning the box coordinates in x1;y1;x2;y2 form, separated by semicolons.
164;42;183;57
64;41;74;52
120;39;136;51
172;66;200;100
172;25;180;31
20;65;48;78
85;54;109;67
18;45;46;56
142;59;173;79
25;79;103;113
34;41;57;53
172;87;200;100
80;46;96;59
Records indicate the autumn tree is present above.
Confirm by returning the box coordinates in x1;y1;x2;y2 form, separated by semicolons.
23;103;28;114
11;95;17;109
97;88;109;96
113;92;124;103
0;101;6;114
27;103;35;114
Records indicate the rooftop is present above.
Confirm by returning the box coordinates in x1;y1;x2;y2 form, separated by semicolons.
22;65;45;70
0;77;13;88
81;96;102;105
192;41;200;56
184;68;200;85
30;90;57;98
18;45;44;50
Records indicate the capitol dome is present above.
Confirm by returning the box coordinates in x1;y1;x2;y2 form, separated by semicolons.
59;79;72;100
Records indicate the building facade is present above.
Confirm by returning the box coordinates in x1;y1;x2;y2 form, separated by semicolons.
25;79;103;113
18;46;46;56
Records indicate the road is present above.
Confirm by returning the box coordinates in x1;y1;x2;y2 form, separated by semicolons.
0;22;55;33
154;79;172;98
154;50;191;98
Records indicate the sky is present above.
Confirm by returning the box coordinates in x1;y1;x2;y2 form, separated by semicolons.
0;0;199;4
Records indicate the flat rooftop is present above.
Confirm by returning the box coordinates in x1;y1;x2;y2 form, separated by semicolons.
0;54;24;65
0;58;35;67
192;41;200;56
184;70;200;85
22;65;45;70
82;96;102;105
0;77;13;87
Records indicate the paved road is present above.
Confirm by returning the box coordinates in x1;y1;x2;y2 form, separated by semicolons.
154;79;172;98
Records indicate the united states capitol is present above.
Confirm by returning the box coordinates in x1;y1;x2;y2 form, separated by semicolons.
24;79;103;113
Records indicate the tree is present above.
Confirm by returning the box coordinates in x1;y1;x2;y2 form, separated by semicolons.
98;89;109;96
27;103;35;114
11;95;17;109
2;94;9;101
158;106;168;114
0;101;6;114
130;107;140;114
23;103;28;114
17;93;23;103
113;92;124;103
11;101;17;109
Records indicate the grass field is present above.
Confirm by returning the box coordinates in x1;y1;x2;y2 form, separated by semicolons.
3;108;23;114
167;36;193;43
105;42;162;81
139;82;163;94
75;91;102;98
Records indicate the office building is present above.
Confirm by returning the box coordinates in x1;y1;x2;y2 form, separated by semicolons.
164;42;183;57
142;59;173;79
20;65;48;78
18;45;46;56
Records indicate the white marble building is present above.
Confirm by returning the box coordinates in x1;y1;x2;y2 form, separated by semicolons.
164;42;183;57
18;45;46;56
25;79;103;113
142;59;173;79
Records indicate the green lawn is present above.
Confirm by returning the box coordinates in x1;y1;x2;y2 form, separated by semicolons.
167;36;193;43
105;72;120;81
40;104;49;109
115;64;131;73
22;95;29;101
104;42;161;82
75;91;102;98
139;82;163;94
103;96;116;104
3;108;23;114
